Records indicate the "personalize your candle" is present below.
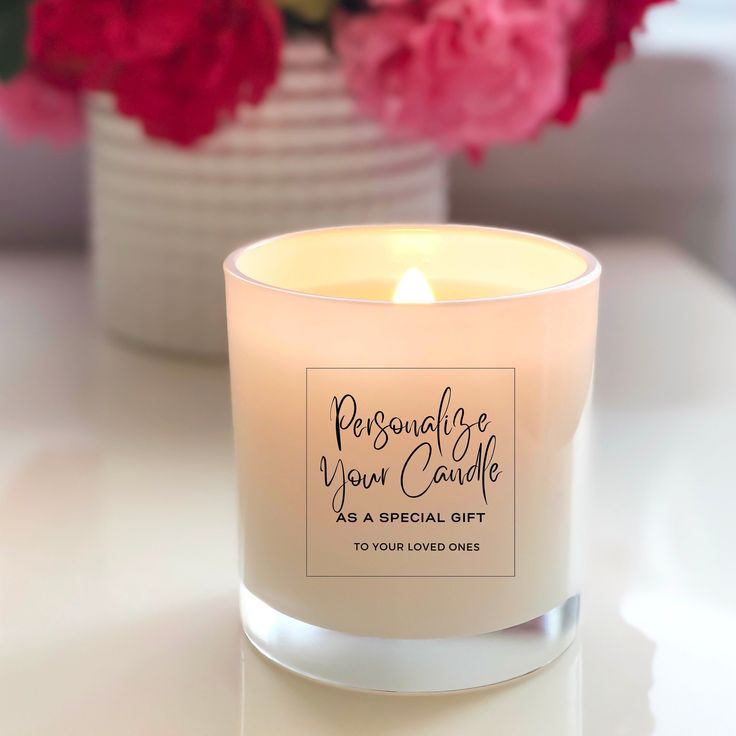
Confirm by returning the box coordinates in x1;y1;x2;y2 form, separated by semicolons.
321;385;502;515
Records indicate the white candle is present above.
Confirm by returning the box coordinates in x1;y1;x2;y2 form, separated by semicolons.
224;224;600;692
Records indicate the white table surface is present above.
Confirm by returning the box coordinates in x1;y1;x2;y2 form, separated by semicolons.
1;241;735;735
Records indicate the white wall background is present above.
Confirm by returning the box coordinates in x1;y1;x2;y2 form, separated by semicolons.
452;51;736;281
0;139;85;249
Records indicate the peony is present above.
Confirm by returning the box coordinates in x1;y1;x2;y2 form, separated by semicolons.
556;0;670;122
111;0;283;145
0;68;84;146
15;0;665;151
29;0;116;89
334;0;569;155
29;0;205;85
105;0;206;63
27;0;283;146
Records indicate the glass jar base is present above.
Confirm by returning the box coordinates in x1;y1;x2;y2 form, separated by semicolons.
240;585;579;693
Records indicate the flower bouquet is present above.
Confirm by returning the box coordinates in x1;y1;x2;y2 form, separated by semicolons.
0;0;665;355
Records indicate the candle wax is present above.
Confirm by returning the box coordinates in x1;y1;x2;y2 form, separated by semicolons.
306;280;522;301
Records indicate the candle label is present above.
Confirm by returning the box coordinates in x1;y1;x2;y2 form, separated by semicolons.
306;368;515;577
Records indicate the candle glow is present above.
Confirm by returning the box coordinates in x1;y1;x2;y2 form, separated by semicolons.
392;267;436;304
225;224;601;692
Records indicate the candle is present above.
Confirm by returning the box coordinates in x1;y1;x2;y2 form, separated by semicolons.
224;224;600;692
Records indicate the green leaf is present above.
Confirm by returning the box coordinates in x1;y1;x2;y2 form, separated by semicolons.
0;1;30;82
278;0;337;26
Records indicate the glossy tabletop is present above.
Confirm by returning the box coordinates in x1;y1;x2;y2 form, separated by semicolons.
1;241;735;735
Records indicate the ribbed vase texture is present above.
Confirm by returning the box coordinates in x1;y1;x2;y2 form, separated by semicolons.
89;40;449;356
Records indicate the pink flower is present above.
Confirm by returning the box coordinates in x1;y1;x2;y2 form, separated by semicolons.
0;69;84;147
335;0;569;155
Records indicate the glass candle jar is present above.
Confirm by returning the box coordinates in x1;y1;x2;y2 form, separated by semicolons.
224;225;600;692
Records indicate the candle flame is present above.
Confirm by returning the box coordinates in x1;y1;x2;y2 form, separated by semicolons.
392;267;436;304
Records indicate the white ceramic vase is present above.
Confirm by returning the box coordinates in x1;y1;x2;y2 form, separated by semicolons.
88;39;449;357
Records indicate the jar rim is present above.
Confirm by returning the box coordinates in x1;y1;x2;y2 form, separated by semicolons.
223;224;601;306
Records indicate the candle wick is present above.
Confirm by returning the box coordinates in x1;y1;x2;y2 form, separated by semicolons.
392;268;436;304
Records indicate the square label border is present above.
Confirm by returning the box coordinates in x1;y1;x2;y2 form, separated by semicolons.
305;367;516;578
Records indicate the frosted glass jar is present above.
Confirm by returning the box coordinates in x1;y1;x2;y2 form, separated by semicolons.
224;225;600;692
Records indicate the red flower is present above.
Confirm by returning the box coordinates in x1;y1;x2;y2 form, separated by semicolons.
29;0;116;89
112;0;283;145
556;0;669;123
29;0;283;146
105;1;206;62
